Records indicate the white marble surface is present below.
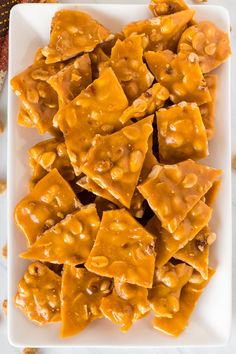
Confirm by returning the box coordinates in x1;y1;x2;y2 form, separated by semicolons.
0;0;235;352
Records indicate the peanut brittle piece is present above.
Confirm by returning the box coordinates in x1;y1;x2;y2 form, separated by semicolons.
43;9;113;64
178;21;231;73
157;102;208;163
21;205;100;265
60;265;112;337
48;54;92;107
10;60;64;134
15;169;80;246
85;209;156;288
54;68;128;175
77;175;123;208
100;279;150;331
200;74;217;140
174;227;216;279
119;83;169;124
81;116;153;208
148;262;192;318
149;0;188;16
123;10;194;52
145;50;211;105
138;160;221;233
15;262;61;325
110;35;154;101
146;200;212;267
153;268;215;336
29;139;75;183
78;139;157;217
204;180;221;207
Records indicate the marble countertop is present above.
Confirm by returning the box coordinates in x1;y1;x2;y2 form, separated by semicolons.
0;0;235;353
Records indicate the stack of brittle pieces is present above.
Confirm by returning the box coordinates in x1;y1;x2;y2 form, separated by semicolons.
11;0;231;338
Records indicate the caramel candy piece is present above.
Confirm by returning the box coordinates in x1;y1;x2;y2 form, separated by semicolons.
85;209;156;288
81;116;153;208
157;102;208;163
14;169;80;245
123;10;195;52
60;265;112;337
100;279;150;331
48;54;92;107
29;139;75;183
138;159;222;233
119;83;169;124
110;35;154;101
54;68;128;175
15;262;61;325
10;60;63;134
21;205;100;265
149;0;188;16
145;50;211;105
204;180;221;207
178;21;231;73
43;10;113;64
148;262;193;318
153;268;215;336
174;227;215;279
77;175;123;208
146;200;212;267
200;74;217;140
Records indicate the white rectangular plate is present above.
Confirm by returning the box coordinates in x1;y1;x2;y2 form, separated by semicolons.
8;2;231;348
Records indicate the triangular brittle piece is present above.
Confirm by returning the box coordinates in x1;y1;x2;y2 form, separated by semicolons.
123;10;195;52
148;262;193;318
153;268;215;336
145;50;211;105
100;279;150;331
14;169;80;245
48;54;92;107
85;209;156;288
119;83;169;124
178;21;231;73
54;68;128;175
146;200;212;267
110;35;154;101
60;265;112;337
174;227;216;279
200;74;217;140
149;0;188;17
29;138;75;183
10;60;64;134
138;159;221;233
157;102;208;163
42;9;113;64
15;262;61;325
20;205;100;265
81;116;153;208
